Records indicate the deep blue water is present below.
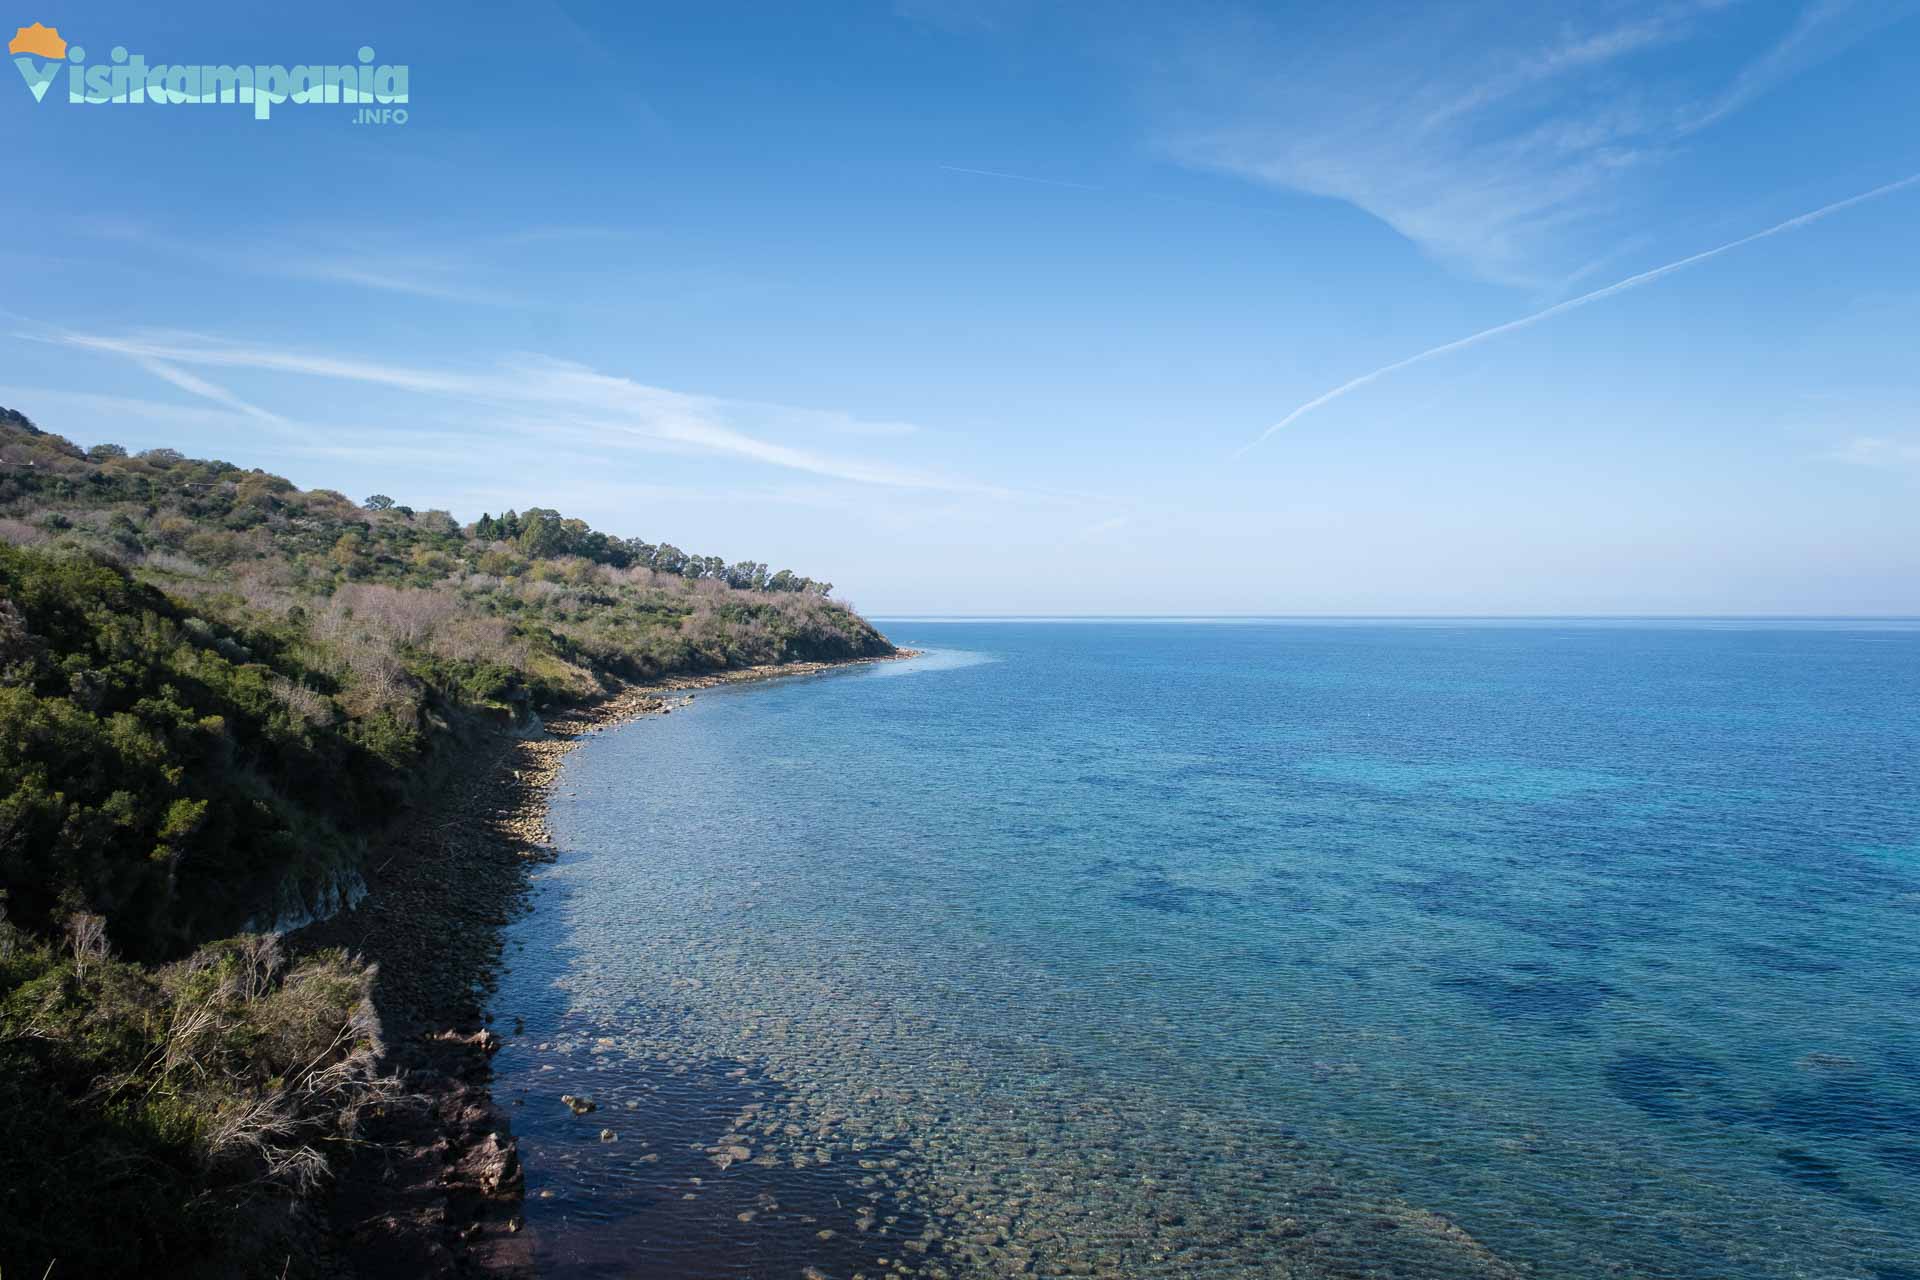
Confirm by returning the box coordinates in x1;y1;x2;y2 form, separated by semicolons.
492;621;1920;1278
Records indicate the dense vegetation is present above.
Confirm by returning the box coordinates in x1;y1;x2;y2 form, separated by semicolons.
0;406;892;1276
0;930;391;1277
0;543;399;960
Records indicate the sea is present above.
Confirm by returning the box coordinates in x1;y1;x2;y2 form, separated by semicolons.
487;620;1920;1279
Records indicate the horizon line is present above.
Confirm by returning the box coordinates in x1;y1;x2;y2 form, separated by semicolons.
867;612;1920;621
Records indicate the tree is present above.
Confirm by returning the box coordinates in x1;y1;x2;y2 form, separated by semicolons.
516;509;568;559
726;561;769;591
86;443;129;461
330;531;366;575
590;532;629;568
0;405;41;433
363;494;394;511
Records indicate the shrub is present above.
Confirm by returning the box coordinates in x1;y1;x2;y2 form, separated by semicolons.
0;927;399;1278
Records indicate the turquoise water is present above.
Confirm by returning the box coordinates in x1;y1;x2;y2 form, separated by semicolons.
491;621;1920;1278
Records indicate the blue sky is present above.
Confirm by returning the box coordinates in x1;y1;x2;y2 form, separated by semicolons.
4;0;1918;614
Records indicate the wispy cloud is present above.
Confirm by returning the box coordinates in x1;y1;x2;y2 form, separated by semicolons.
0;386;259;434
1074;514;1131;541
1831;435;1920;471
1152;1;1909;287
271;255;517;305
48;330;1013;496
1239;171;1920;453
1687;0;1920;130
124;356;297;432
71;218;630;307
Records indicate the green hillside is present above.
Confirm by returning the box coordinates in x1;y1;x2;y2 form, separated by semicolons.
0;405;893;1277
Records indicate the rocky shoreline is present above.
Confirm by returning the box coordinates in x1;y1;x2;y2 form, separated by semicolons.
295;650;920;1278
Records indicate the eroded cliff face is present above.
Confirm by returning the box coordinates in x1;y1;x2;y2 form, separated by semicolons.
245;860;371;935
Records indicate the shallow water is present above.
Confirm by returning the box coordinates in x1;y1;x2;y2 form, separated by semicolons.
490;621;1920;1278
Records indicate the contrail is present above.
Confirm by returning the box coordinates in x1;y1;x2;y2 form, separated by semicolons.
1238;171;1920;456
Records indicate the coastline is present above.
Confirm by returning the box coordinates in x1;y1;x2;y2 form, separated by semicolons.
295;649;921;1278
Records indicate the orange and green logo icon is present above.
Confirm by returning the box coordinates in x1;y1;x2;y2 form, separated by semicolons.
8;20;62;57
10;21;66;101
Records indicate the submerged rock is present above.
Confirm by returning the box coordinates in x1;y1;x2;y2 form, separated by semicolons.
432;1028;500;1055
